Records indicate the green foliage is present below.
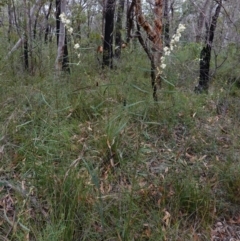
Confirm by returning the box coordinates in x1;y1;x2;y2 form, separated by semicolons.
218;162;240;204
1;32;240;240
168;171;215;222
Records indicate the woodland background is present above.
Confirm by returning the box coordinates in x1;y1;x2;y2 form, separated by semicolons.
0;0;240;240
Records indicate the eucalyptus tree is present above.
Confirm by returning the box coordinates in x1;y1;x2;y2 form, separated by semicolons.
195;0;223;93
102;0;116;68
43;0;53;43
55;0;70;73
163;0;170;47
128;0;164;100
23;0;29;70
115;0;125;58
7;0;14;42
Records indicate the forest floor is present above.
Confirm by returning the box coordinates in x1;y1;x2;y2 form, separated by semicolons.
1;55;240;240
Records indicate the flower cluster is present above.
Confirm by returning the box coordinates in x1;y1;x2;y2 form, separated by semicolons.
170;23;186;49
59;13;73;34
158;23;186;73
59;13;81;60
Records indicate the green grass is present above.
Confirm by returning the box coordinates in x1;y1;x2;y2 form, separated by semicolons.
0;40;240;240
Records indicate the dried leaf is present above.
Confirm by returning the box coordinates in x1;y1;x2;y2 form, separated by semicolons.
110;158;114;167
162;210;171;227
142;224;152;238
107;139;111;149
193;232;199;241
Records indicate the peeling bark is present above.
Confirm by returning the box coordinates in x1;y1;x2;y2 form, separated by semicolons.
136;23;157;100
134;0;163;100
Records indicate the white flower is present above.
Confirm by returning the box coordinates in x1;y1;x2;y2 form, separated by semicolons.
176;29;181;34
161;63;166;69
157;67;163;74
176;33;181;38
165;50;171;56
163;46;169;53
77;53;81;58
179;24;186;30
177;24;186;34
174;36;180;42
61;19;67;24
65;19;71;25
170;39;175;45
68;27;73;34
158;23;185;75
59;13;66;23
59;13;66;19
74;43;80;49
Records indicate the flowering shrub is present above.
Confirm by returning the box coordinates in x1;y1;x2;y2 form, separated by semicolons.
59;12;81;61
158;24;186;75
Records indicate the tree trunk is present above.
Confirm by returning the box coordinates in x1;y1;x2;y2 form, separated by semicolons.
102;0;115;68
87;5;91;39
31;4;42;39
56;0;61;46
23;0;29;71
102;0;106;38
23;38;29;70
33;5;41;40
134;0;163;101
27;0;34;74
44;1;53;43
195;0;211;43
126;0;134;44
7;0;13;42
55;0;70;73
12;0;21;37
115;0;125;58
163;0;170;47
195;0;222;93
63;30;70;72
33;11;38;40
136;22;157;100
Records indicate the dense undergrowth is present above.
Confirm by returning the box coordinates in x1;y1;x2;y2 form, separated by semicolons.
0;41;240;240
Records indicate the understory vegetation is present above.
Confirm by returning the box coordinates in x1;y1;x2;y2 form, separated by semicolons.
0;41;240;240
